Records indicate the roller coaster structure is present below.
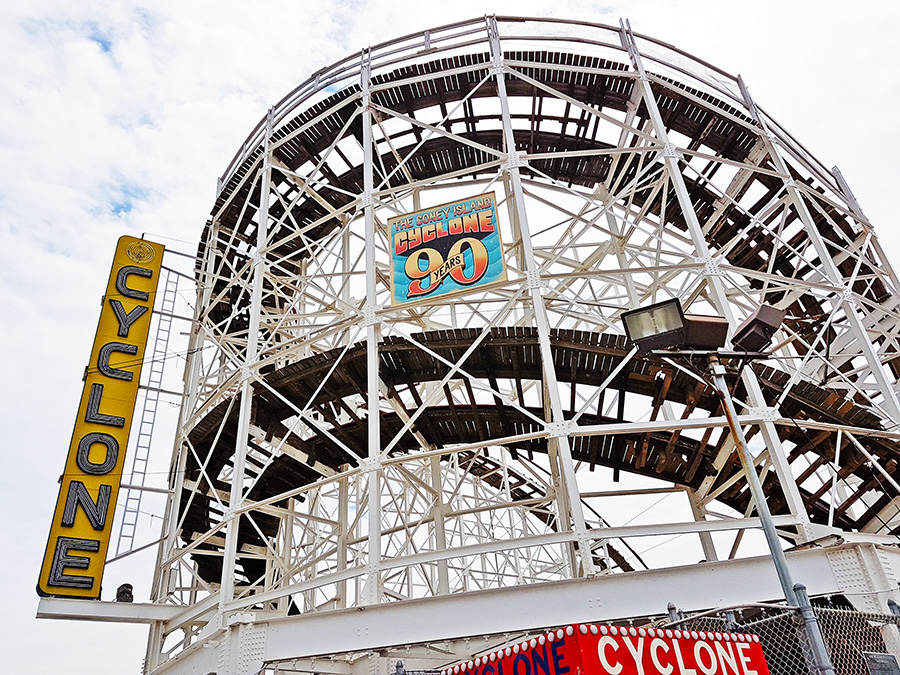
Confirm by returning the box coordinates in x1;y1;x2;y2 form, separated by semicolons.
37;15;900;675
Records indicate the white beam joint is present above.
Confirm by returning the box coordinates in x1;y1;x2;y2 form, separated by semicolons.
503;151;529;170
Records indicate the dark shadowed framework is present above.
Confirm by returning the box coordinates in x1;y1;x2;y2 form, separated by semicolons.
147;16;900;665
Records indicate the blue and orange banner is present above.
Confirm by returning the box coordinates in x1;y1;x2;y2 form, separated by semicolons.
390;193;506;305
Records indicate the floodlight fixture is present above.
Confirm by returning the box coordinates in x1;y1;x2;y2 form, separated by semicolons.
621;298;686;352
732;304;786;352
684;314;730;351
622;299;730;353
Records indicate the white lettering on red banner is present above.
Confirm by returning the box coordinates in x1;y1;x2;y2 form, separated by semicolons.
443;625;769;675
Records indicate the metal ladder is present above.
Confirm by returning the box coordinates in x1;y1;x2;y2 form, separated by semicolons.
116;268;179;556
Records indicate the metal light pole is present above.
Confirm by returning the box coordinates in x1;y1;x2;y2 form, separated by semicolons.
623;298;837;675
707;353;835;675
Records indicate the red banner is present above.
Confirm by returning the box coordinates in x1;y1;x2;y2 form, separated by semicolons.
443;624;769;675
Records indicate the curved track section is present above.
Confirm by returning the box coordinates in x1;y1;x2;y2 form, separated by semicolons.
149;16;900;670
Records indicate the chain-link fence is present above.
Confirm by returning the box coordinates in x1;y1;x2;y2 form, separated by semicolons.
674;606;900;675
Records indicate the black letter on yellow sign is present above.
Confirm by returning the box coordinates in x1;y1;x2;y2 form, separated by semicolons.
116;266;152;301
76;432;119;475
48;537;100;589
98;342;138;381
84;383;125;427
109;299;148;338
62;481;112;530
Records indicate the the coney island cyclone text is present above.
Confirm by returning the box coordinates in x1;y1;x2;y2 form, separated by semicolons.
389;193;506;304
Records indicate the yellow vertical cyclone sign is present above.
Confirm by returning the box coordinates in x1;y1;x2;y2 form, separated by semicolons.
38;236;164;599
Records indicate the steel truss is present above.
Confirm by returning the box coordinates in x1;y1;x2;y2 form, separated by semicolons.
143;15;900;674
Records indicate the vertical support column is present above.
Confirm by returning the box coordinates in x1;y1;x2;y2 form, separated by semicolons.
687;488;718;563
148;249;222;670
488;17;595;577
277;497;294;614
618;24;812;539
361;50;383;604
342;225;351;345
737;77;900;424
541;378;578;567
145;622;165;674
430;454;451;595
220;108;276;612
337;468;349;608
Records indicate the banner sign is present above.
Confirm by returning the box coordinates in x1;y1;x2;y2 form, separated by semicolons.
443;623;770;675
38;235;164;598
390;192;506;305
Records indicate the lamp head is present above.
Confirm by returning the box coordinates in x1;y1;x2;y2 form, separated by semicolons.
732;304;786;352
621;299;686;352
622;299;730;353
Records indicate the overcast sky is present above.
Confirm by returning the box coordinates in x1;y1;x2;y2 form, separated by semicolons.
2;1;898;672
